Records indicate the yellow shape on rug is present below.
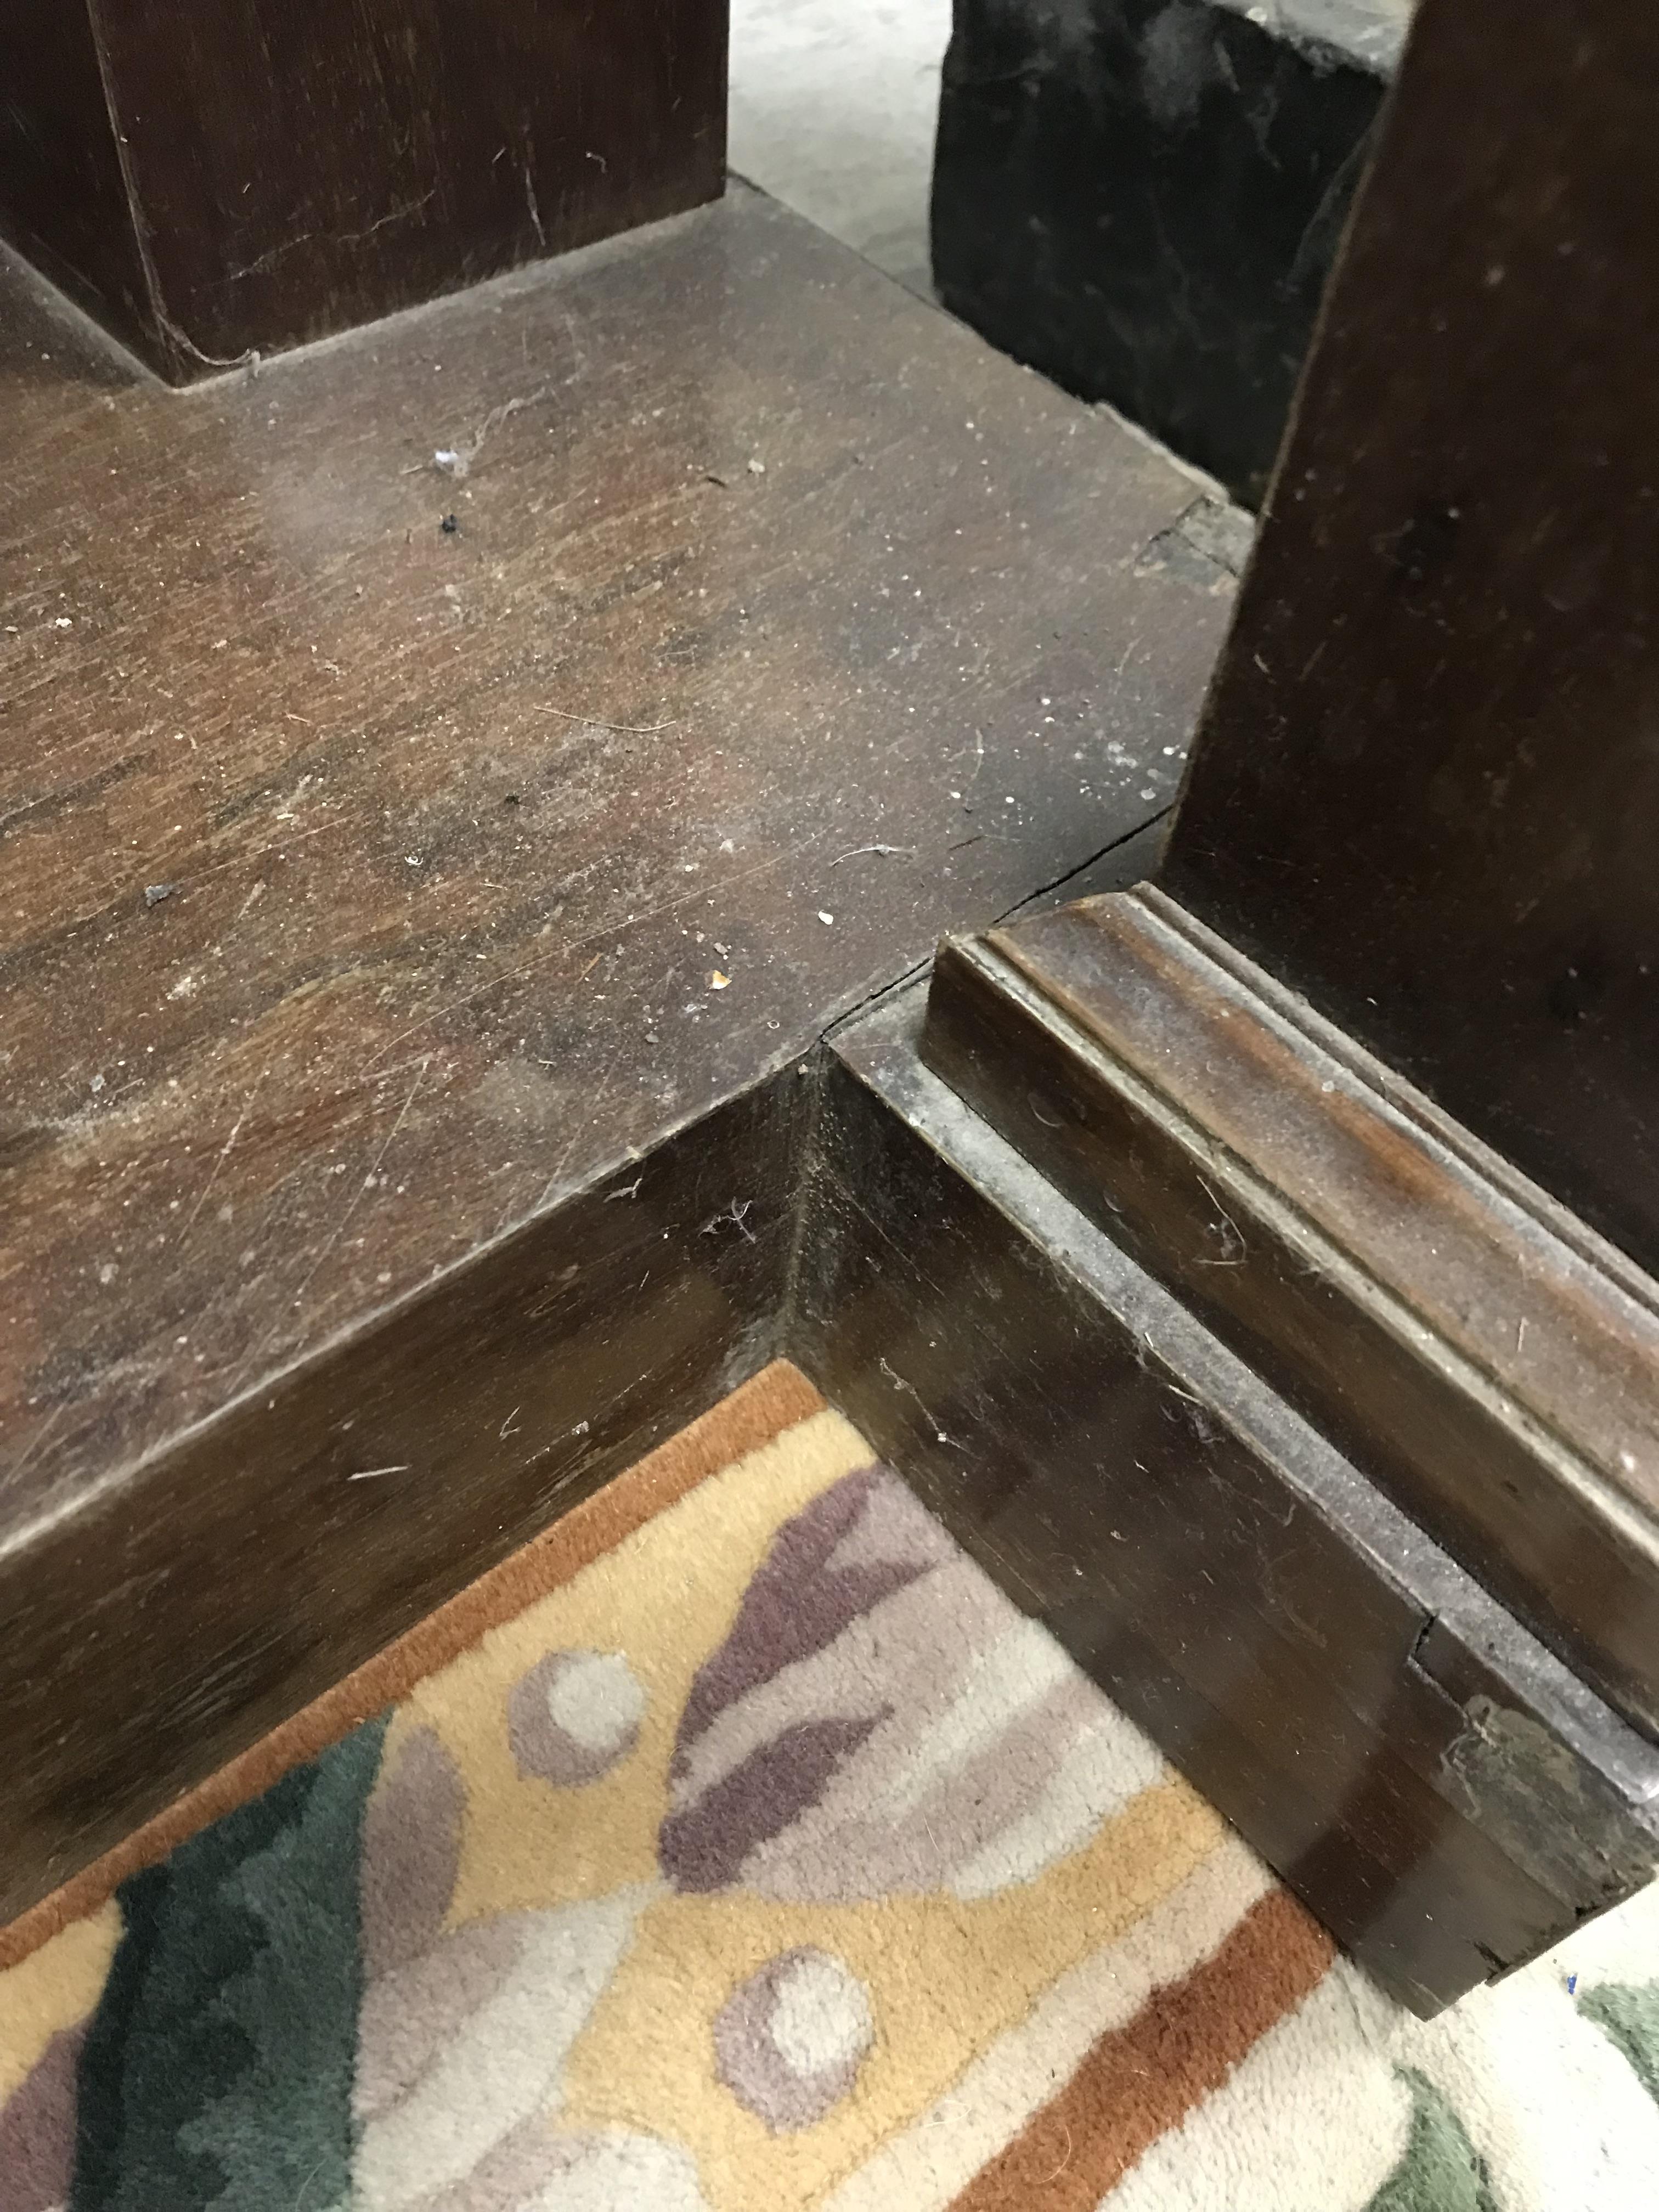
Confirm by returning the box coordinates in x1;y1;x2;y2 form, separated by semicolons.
0;1900;121;2101
558;1780;1224;2209
399;1407;873;1928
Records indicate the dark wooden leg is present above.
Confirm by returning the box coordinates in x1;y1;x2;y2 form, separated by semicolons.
0;0;727;379
930;0;1395;505
1165;0;1659;1273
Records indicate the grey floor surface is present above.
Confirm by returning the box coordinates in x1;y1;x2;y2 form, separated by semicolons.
729;0;951;298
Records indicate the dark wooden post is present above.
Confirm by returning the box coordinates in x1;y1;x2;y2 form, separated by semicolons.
0;0;727;381
1163;0;1659;1277
914;0;1659;2002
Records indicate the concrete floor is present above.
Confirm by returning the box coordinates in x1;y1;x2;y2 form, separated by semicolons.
729;0;952;298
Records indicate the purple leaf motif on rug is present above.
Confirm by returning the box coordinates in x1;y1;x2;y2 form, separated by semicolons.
659;1462;1164;1904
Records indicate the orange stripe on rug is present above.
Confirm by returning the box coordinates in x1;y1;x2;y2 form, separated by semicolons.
946;1888;1336;2212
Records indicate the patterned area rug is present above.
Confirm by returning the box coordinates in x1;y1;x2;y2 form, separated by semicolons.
3;1362;1657;2212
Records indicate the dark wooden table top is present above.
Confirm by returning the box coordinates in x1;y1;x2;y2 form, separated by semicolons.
0;185;1228;1537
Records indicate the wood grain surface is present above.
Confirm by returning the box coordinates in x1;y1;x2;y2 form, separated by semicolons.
0;0;727;377
0;1077;802;1924
0;187;1227;1554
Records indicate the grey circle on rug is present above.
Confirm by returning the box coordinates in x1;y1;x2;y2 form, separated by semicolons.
713;1946;876;2131
507;1649;646;1787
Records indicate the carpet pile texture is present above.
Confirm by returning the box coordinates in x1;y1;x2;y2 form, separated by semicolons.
3;1362;1657;2210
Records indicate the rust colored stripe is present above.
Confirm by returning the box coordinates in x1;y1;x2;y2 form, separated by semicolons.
949;1887;1336;2212
0;1359;824;1972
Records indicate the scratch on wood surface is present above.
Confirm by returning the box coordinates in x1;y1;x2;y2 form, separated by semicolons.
140;815;355;909
230;1056;431;1389
534;706;680;735
360;840;814;1075
524;1417;592;1476
523;148;547;251
1194;1173;1247;1267
961;724;985;798
228;191;435;281
700;1198;755;1244
879;1356;953;1446
2;1403;64;1498
539;1051;620;1209
347;1464;410;1481
177;1066;268;1245
535;963;673;1207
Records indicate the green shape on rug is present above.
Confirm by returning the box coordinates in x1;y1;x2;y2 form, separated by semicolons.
1363;2067;1498;2212
1579;1980;1659;2107
72;1717;388;2212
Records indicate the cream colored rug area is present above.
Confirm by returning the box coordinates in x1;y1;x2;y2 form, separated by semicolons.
3;1362;1656;2211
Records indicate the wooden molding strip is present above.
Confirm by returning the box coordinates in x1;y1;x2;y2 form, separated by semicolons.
804;981;1659;2015
920;888;1659;1739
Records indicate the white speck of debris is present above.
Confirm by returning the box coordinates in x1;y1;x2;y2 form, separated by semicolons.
89;1073;105;1094
98;1262;117;1285
434;448;463;472
681;862;700;873
818;910;834;926
168;973;199;1000
53;616;72;629
213;637;228;650
1004;795;1015;805
1621;1449;1639;1474
747;456;766;475
719;837;735;854
1140;787;1156;800
405;855;422;866
710;970;730;990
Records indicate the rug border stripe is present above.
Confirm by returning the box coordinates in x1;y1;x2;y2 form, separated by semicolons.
944;1887;1336;2212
